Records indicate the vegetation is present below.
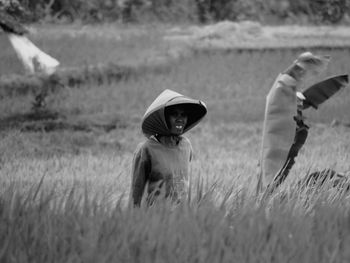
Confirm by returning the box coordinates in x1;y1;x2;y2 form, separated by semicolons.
1;180;350;263
0;22;350;262
2;0;350;24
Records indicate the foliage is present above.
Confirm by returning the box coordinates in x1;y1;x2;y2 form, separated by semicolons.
1;175;350;262
194;0;350;24
8;0;350;24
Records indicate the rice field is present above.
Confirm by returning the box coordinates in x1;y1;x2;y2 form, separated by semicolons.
0;24;350;262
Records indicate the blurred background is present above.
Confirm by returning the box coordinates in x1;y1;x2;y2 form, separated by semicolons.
4;0;350;25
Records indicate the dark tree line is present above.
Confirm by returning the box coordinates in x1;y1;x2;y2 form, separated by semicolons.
1;0;349;24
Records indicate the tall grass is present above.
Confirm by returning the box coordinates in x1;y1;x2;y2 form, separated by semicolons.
1;178;350;262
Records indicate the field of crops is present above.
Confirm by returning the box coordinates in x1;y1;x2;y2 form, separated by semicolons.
1;24;350;262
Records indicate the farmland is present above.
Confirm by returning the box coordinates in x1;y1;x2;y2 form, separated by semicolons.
0;23;350;262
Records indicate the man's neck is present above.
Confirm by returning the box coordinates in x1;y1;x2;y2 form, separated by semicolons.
157;135;181;146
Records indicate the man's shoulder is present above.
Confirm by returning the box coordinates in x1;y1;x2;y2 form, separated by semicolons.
136;137;158;151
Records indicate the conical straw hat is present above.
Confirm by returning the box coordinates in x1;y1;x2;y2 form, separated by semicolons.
142;89;207;137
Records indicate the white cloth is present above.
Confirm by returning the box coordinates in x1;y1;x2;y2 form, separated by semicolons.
259;73;298;189
8;33;59;74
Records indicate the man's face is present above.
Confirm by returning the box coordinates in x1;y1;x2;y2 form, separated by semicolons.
166;107;188;135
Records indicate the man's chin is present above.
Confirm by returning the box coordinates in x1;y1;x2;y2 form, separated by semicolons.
171;129;184;135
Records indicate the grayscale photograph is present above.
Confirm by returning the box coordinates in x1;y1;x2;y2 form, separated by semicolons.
1;0;350;262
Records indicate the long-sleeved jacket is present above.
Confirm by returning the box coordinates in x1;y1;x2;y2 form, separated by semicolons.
131;89;206;206
131;136;193;206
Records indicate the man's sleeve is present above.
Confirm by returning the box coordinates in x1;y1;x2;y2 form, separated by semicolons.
183;137;194;161
130;146;151;206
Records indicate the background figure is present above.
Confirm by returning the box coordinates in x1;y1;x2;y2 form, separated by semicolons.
258;52;330;194
130;89;207;206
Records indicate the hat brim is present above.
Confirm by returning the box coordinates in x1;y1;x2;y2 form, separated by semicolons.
142;97;207;137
